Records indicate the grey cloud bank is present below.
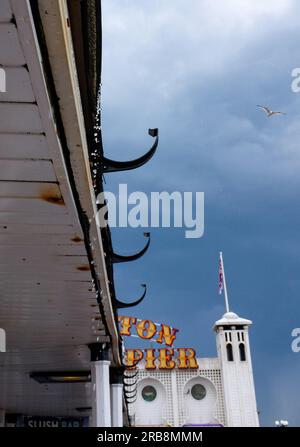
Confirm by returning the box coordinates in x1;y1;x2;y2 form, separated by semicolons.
102;0;300;426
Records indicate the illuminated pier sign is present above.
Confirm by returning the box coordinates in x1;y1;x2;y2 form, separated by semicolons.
118;316;199;370
118;316;179;346
125;348;198;370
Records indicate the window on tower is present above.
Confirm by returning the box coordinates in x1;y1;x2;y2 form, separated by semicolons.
226;343;234;362
239;343;246;361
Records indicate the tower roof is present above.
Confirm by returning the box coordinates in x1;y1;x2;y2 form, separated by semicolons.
213;311;252;331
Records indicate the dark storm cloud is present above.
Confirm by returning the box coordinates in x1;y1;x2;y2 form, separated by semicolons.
101;0;300;425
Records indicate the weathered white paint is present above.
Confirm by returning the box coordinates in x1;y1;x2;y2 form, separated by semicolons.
0;24;25;65
0;67;34;102
0;0;12;21
0;329;5;353
0;103;42;133
110;383;123;427
0;0;117;419
0;134;49;159
91;360;111;427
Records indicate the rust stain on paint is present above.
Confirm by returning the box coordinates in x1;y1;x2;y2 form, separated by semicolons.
71;236;83;243
77;265;90;272
40;186;65;206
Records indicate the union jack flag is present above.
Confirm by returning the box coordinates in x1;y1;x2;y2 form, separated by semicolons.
218;257;223;295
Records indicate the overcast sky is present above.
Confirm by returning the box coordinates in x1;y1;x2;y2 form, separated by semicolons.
101;0;300;426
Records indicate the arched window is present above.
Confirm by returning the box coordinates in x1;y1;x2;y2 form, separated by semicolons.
226;343;233;362
239;343;246;361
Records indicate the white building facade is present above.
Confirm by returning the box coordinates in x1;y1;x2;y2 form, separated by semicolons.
127;312;259;427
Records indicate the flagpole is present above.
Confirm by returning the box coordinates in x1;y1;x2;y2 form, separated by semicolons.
220;251;230;313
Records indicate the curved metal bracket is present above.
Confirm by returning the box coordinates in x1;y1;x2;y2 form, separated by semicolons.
125;393;137;403
101;128;158;173
112;233;150;264
124;388;137;397
124;377;138;387
124;371;139;380
114;284;146;309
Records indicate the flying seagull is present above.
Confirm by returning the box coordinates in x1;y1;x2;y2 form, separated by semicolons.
257;105;286;117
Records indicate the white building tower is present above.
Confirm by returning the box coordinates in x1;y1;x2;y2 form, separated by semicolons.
214;311;259;427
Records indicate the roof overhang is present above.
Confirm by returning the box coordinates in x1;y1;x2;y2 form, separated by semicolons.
0;0;120;417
